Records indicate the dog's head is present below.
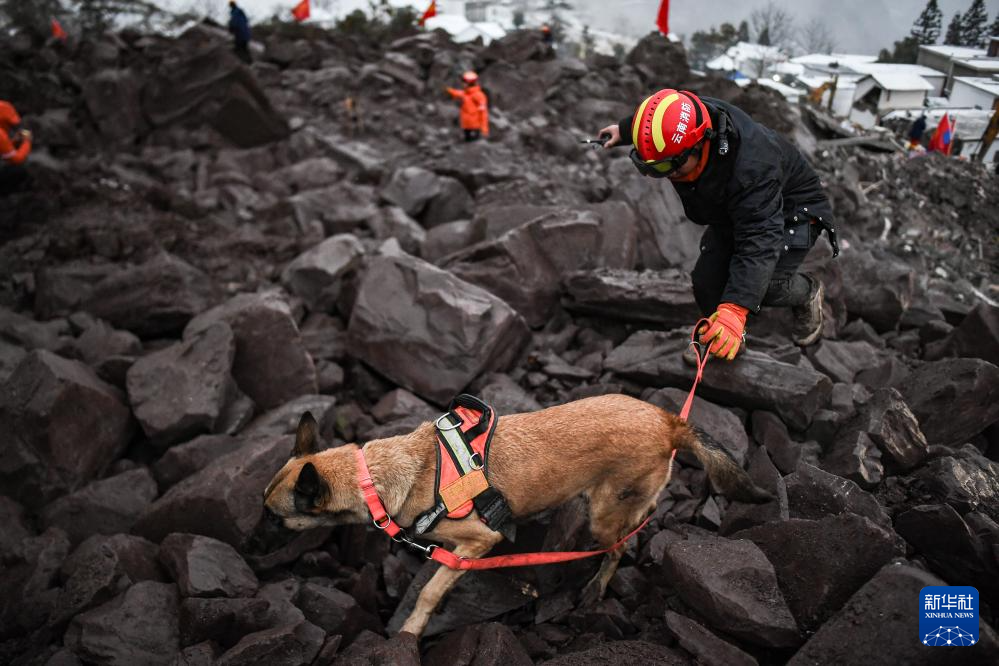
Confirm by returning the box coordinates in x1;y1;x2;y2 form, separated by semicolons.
262;412;368;531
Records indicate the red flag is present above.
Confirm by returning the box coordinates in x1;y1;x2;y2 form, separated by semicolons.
51;18;67;41
656;0;670;35
928;114;954;154
418;0;437;27
291;0;309;22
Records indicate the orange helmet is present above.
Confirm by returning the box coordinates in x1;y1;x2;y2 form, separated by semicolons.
630;89;712;176
542;25;551;33
461;71;479;84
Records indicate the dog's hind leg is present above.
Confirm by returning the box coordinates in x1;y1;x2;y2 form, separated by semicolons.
398;519;504;638
579;469;668;606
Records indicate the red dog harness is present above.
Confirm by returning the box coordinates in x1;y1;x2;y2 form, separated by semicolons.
412;395;512;536
357;322;712;570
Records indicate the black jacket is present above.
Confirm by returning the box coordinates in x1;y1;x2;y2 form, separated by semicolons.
618;97;833;312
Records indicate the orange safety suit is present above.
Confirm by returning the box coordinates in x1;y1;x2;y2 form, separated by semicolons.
446;85;489;135
0;101;31;166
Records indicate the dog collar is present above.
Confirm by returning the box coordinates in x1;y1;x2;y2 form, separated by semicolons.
355;446;403;538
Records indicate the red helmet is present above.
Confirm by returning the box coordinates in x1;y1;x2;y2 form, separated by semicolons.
462;71;479;84
632;89;712;162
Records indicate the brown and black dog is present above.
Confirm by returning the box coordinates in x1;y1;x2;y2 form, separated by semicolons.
263;393;770;637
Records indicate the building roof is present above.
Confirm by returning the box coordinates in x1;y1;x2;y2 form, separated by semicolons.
706;54;737;71
850;62;944;79
790;52;877;67
757;78;803;101
423;15;506;44
726;41;784;61
919;44;987;59
952;76;999;97
859;72;934;92
954;58;999;73
774;62;805;76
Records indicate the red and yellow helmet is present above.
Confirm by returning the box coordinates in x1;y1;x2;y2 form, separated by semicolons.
632;89;712;162
462;71;479;84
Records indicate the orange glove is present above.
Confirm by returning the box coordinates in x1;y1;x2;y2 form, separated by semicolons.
699;303;749;361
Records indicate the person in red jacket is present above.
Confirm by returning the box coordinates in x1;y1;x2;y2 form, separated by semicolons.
0;100;31;192
446;71;489;142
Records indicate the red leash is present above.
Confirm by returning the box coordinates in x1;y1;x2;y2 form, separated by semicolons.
357;321;712;570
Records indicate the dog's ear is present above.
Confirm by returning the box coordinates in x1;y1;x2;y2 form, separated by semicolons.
293;412;320;457
294;462;328;510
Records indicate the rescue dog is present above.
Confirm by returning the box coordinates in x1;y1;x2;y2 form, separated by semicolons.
263;393;771;637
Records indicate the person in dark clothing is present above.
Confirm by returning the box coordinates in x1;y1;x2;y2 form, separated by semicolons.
599;89;837;361
228;1;252;64
908;113;927;148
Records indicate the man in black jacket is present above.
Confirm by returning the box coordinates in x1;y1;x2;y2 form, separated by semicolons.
599;89;837;361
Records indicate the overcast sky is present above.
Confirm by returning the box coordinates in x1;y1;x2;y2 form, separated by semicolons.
170;0;999;55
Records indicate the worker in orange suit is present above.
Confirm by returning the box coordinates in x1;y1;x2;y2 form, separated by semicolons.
0;100;32;193
446;71;489;142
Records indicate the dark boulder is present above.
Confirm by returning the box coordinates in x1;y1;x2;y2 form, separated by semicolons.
605;331;832;430
896;357;999;448
133;434;291;549
81;253;219;339
280;234;365;314
347;252;530;405
562;269;701;330
41;467;158;545
158;533;258;598
734;514;902;630
126;322;237;448
0;350;133;509
784;462;891;527
64;581;180;665
142;28;288;147
214;620;324;666
424;622;533;666
184;290;318;411
788;562;999;666
662;533;800;648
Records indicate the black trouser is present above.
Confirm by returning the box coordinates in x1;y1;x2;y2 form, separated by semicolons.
463;129;481;142
691;223;816;316
234;39;252;64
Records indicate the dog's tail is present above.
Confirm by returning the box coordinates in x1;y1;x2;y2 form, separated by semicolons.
672;420;775;503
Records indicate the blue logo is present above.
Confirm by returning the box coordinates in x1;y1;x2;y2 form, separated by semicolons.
919;586;978;646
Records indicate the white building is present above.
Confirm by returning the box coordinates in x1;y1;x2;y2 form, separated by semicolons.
916;44;999;94
949;76;999;110
850;63;946;97
850;71;933;127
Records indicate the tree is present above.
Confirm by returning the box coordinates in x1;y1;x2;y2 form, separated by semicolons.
878;35;920;62
688;22;741;69
513;9;524;29
910;0;943;44
737;20;750;42
960;0;988;47
750;1;794;51
801;17;837;54
945;12;963;45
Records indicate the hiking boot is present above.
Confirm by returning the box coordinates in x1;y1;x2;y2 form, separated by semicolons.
791;277;825;346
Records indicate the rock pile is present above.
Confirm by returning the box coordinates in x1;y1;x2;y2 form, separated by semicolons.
1;16;998;666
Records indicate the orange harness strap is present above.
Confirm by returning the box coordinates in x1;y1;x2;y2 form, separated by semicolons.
358;321;712;570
